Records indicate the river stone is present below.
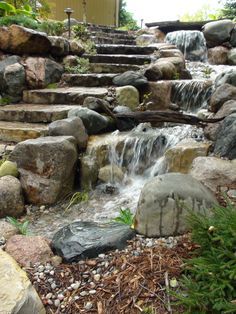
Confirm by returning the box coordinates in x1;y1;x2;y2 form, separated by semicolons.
48;117;88;150
230;27;236;47
0;160;18;177
208;46;229;65
113;71;148;87
213;113;236;159
69;39;85;55
134;173;217;237
144;63;163;81
116;85;139;110
215;68;236;88
52;221;135;262
0;176;24;218
0;220;19;240
68;106;109;135
144;81;172;110
10;136;77;205
0;55;21;91
98;164;124;183
190;157;236;192
153;60;177;80
228;48;236;65
203;19;234;47
83;96;111;113
136;34;157;46
4;62;25;99
0;249;46;314
164;139;211;174
210;83;236;113
5;235;54;267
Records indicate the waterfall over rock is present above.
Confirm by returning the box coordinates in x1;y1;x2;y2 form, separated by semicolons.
165;30;207;62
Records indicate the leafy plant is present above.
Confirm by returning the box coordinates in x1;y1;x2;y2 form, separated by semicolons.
72;23;89;40
173;72;180;80
6;216;30;235
0;14;38;28
0;1;36;18
113;208;134;226
173;201;236;313
38;19;65;36
65;57;90;74
46;83;58;89
83;39;97;55
65;191;89;211
0;97;11;105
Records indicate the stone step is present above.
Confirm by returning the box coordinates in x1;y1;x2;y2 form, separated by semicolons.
91;36;136;45
89;63;140;73
0;121;48;143
88;26;130;34
95;44;157;55
91;31;135;40
0;104;81;123
62;73;117;87
84;54;153;65
23;87;108;104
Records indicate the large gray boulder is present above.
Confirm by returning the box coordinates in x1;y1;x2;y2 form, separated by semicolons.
4;63;25;100
213;113;236;159
134;173;217;237
215;69;236;88
210;83;236;113
10;136;78;205
52;221;135;262
113;71;148;87
48;117;88;149
0;55;20;89
0;176;24;218
203;19;234;47
48;36;70;56
0;249;46;314
68;106;109;135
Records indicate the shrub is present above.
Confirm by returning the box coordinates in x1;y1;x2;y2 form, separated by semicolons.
0;14;38;28
65;57;90;74
38;19;65;36
174;201;236;313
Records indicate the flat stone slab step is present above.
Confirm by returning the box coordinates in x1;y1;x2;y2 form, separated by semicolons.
88;26;130;34
89;63;140;73
0;104;81;123
95;44;157;55
91;31;135;40
92;36;136;45
84;54;153;65
62;73;117;87
23;87;108;104
0;121;48;143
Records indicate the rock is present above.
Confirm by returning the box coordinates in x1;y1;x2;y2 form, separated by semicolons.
143;81;172;110
134;173;217;237
48;117;88;150
0;160;18;177
63;55;79;67
144;63;163;81
203;19;234;47
83;96;110;113
113;71;148;88
213;113;236;159
0;55;20;89
204;100;236;140
25;57;64;89
68;106;109;135
4;62;25;100
0;220;19;240
208;46;229;65
116;85;139;110
215;68;236;88
0;249;46;314
0;24;51;54
63;18;79;27
153;60;177;80
113;105;132;114
49;36;70;56
52;221;135;262
228;48;236;65
136;34;158;46
5;235;53;267
190;157;236;192
230;27;236;47
98;165;124;183
164;139;211;174
210;83;236;113
0;176;24;218
69;40;85;56
10;136;77;205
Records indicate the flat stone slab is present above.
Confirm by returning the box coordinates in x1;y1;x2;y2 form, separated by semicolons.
23;87;108;104
0;121;48;143
62;73;117;87
84;54;154;65
89;62;140;73
91;31;135;40
0;104;82;123
96;44;157;55
52;221;135;263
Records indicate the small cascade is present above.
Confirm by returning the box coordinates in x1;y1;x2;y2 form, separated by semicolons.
171;79;213;112
165;30;207;62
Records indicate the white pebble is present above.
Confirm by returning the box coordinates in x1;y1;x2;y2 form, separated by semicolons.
98;254;105;259
54;299;60;307
94;274;101;282
89;290;96;295
49;270;55;276
57;294;64;301
80;291;88;297
85;302;93;310
40;205;46;211
46;293;53;299
71;281;80;290
51;283;57;289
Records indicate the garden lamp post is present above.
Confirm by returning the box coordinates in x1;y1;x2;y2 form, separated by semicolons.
64;7;74;39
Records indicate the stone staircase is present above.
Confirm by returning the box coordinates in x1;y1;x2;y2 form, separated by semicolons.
0;25;156;146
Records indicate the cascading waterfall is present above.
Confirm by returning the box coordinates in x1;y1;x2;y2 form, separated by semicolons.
165;30;207;62
171;79;213;112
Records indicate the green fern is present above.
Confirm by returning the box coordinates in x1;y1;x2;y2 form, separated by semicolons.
113;208;134;226
6;217;30;235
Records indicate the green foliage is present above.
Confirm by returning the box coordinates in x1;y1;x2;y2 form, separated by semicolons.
113;208;134;226
6;216;30;235
72;23;89;40
173;72;180;80
65;191;89;211
38;19;65;36
0;97;11;105
65;57;90;74
174;202;236;313
179;4;221;21
221;0;236;19
119;0;138;30
46;83;58;89
0;14;38;28
0;1;36;18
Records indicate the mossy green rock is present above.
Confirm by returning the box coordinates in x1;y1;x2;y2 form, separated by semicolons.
0;160;18;177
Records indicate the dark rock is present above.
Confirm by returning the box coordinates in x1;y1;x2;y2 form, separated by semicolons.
230;27;236;47
52;221;135;262
0;55;21;92
210;83;236;113
213;113;236;159
113;71;148;87
215;69;236;88
203;19;234;47
83;97;110;113
48;36;70;57
143;64;162;81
